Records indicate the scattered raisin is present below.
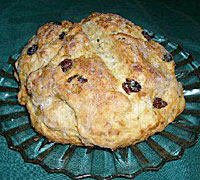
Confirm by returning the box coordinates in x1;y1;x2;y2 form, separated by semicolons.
122;78;141;94
59;32;65;40
78;76;88;83
53;21;62;25
153;97;168;109
163;53;173;62
67;75;88;83
27;44;38;56
59;59;73;73
142;31;152;41
67;74;79;83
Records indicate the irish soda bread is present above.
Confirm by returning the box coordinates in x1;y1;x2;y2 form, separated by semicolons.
15;13;185;149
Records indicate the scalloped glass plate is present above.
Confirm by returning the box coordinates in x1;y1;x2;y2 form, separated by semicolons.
0;31;200;180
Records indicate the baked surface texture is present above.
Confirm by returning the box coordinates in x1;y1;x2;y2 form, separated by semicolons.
15;13;185;149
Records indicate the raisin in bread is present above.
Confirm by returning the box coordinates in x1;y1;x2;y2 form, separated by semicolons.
15;13;185;149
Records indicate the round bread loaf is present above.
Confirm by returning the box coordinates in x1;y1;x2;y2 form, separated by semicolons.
15;13;185;149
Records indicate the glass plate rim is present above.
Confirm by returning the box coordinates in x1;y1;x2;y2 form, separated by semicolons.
0;31;200;180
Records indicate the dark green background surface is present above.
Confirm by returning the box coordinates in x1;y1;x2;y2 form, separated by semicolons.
0;0;199;179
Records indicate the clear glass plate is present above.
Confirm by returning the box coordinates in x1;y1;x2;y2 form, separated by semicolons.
0;31;199;179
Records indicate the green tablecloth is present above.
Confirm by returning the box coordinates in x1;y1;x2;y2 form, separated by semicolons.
0;0;199;179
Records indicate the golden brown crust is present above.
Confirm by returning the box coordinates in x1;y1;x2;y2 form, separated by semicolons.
15;13;185;149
